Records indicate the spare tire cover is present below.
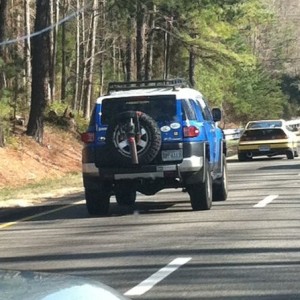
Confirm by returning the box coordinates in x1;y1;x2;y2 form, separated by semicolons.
106;111;162;166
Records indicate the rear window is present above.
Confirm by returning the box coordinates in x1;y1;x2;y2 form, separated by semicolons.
101;95;177;124
242;128;287;140
246;121;282;129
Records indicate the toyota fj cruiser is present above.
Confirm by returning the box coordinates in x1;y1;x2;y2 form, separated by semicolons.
81;79;228;215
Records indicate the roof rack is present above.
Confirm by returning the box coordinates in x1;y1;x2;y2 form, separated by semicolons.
107;78;190;94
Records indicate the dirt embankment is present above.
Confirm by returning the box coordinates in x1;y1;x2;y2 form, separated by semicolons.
0;126;82;190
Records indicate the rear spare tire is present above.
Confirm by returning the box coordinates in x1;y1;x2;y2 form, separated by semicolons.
106;111;161;166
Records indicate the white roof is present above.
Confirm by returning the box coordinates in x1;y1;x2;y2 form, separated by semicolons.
96;87;203;104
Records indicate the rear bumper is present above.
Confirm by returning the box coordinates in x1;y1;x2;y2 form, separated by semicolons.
82;155;204;179
82;142;206;183
238;142;294;156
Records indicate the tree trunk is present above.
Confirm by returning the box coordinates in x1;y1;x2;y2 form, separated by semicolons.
145;4;155;81
0;0;7;57
0;126;4;147
78;0;86;112
136;2;145;81
99;0;106;96
164;18;172;80
0;0;8;90
24;0;32;106
61;2;67;102
74;0;81;110
125;17;134;81
83;0;99;119
189;46;196;88
49;0;59;103
26;0;50;144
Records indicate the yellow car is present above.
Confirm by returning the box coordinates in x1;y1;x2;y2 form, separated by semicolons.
237;119;300;161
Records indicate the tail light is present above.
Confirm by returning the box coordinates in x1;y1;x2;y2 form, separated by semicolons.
274;133;287;139
183;126;200;138
81;132;95;143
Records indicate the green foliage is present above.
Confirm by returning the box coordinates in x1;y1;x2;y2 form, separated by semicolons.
1;0;298;131
46;101;88;133
74;114;89;133
87;0;297;125
231;65;286;123
47;101;69;116
280;75;300;117
0;98;13;147
164;0;290;125
281;75;300;105
0;98;12;119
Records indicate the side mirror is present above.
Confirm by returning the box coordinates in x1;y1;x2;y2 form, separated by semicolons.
212;108;222;122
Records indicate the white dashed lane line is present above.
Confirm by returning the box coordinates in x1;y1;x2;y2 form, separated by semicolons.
253;195;278;208
124;257;192;296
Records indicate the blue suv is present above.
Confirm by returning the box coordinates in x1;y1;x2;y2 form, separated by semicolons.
81;79;228;215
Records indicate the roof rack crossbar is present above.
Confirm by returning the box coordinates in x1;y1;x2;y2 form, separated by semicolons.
107;78;189;94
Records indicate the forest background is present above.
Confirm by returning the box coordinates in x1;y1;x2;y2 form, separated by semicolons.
0;0;300;146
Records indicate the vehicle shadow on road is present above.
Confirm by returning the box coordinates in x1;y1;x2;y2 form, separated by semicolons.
0;191;85;223
0;193;195;223
115;200;192;216
259;163;300;170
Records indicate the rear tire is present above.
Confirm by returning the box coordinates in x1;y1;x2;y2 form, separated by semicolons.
187;160;212;211
85;183;111;216
115;181;136;206
238;153;247;161
213;155;228;201
294;149;299;157
286;150;294;160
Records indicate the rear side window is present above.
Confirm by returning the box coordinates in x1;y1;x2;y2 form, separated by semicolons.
197;97;213;121
101;95;177;124
182;99;197;121
189;99;205;121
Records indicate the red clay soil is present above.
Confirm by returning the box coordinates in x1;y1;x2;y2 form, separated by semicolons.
0;126;82;189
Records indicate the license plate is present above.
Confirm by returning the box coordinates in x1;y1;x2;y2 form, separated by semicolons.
259;145;270;152
162;149;183;161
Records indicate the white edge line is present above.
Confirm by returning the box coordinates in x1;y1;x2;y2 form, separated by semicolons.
124;257;192;296
253;195;278;208
0;200;85;229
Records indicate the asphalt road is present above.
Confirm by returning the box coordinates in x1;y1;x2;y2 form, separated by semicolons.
1;156;300;299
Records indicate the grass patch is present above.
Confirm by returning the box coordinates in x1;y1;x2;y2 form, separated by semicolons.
0;172;83;201
226;139;238;157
